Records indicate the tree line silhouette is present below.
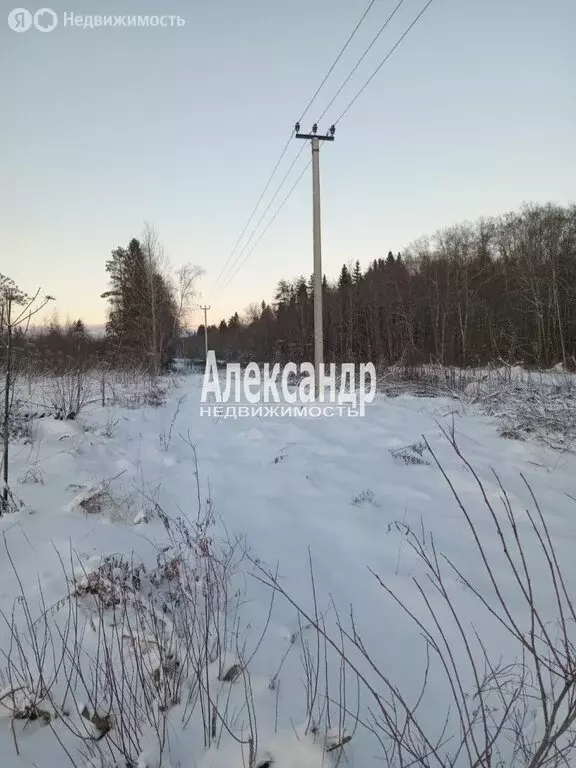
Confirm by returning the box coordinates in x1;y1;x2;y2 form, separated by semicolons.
187;203;576;369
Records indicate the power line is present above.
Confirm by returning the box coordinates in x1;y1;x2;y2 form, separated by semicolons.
213;0;436;298
315;0;407;125
298;0;378;124
219;157;312;292
334;0;435;125
210;132;293;294
216;0;437;345
213;143;307;292
211;0;378;297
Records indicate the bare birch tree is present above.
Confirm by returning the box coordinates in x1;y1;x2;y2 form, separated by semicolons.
0;276;54;514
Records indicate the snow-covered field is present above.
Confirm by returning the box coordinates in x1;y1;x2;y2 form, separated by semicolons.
2;370;576;767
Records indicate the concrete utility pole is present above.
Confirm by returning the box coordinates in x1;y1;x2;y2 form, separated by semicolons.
295;122;335;396
200;305;211;362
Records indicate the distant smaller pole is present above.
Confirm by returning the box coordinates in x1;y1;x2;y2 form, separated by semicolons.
200;305;211;362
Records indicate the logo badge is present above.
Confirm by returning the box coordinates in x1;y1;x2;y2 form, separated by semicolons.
34;7;57;31
7;7;58;32
8;8;32;31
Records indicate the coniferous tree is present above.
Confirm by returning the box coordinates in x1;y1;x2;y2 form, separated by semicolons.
103;237;179;370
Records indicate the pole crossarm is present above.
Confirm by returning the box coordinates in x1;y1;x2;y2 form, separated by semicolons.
295;133;335;141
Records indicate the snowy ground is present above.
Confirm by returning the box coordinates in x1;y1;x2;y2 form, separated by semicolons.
2;370;576;767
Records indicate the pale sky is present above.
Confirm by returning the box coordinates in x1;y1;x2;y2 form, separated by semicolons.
2;0;575;329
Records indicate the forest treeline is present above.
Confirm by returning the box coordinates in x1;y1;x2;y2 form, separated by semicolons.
4;225;201;373
6;203;576;373
186;203;576;369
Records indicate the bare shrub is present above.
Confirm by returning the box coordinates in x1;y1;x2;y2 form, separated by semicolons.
100;410;119;439
376;362;486;398
2;407;36;444
108;373;168;410
72;553;147;608
0;470;287;766
159;394;186;451
351;489;379;507
0;443;356;766
46;368;89;420
477;372;576;451
69;473;128;519
256;433;576;768
18;465;45;484
142;381;167;408
390;440;429;465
